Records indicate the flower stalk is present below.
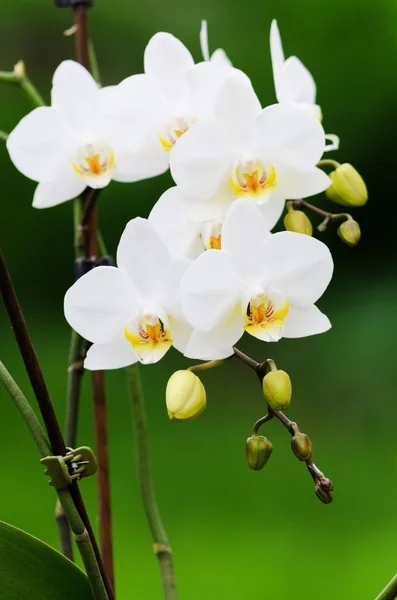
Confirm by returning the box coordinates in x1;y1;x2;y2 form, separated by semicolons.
375;574;397;600
0;361;108;600
0;249;114;600
0;63;45;107
126;364;178;600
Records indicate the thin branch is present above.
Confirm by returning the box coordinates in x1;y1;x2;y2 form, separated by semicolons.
232;346;333;503
72;4;115;589
0;248;113;599
0;361;108;600
126;364;179;600
0;64;45;107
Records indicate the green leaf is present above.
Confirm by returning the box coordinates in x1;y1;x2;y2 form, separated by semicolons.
0;520;94;599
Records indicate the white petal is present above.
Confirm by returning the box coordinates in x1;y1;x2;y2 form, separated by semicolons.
324;134;340;153
112;138;169;183
52;61;100;132
283;304;331;338
181;250;242;331
64;266;138;344
149;187;203;259
258;194;286;230
6;107;72;182
100;74;169;153
170;120;231;199
186;62;251;120
164;258;192;323
282;56;316;105
270;19;285;103
221;198;271;280
85;336;139;370
255;104;325;170
144;32;194;104
169;317;193;354
200;20;210;62
33;176;85;209
214;77;261;148
116;218;170;302
184;306;244;360
276;166;331;199
211;48;232;67
260;232;334;306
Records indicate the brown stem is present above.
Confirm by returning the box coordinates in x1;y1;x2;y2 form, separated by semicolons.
0;249;113;599
232;346;333;502
92;370;115;592
71;4;115;591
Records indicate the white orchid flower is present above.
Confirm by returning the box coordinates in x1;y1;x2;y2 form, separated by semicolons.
149;185;275;260
6;61;143;209
181;199;333;360
170;77;330;232
200;20;232;67
100;31;252;182
270;20;340;152
64;218;192;368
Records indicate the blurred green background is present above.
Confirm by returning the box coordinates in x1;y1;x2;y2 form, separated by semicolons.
1;1;396;598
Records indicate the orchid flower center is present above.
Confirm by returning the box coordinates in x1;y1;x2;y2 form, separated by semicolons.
71;140;116;189
124;314;172;363
200;220;223;250
231;159;276;204
159;117;193;153
243;289;289;342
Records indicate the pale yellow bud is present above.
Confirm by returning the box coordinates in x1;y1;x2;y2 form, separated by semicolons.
284;210;313;236
13;60;25;79
262;370;292;411
166;370;207;422
325;163;368;207
337;220;361;247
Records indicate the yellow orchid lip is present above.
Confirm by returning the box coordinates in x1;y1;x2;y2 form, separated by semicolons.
231;160;276;202
159;117;192;153
71;140;116;186
124;315;173;363
244;294;289;341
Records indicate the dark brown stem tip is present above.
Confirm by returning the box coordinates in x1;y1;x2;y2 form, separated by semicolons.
55;0;93;7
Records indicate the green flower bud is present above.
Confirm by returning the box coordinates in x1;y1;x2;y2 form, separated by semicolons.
284;210;313;236
246;436;273;470
291;433;313;461
262;370;292;411
166;370;207;422
325;163;368;207
337;219;361;247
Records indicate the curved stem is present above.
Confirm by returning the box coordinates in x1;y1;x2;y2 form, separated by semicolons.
0;66;45;107
126;364;178;600
188;358;226;373
375;575;397;600
0;361;108;600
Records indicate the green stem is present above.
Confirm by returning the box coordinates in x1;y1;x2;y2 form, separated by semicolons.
317;159;340;169
126;364;178;600
0;130;8;141
65;330;85;448
0;66;45;107
89;39;101;84
0;361;109;600
188;359;226;373
375;575;397;600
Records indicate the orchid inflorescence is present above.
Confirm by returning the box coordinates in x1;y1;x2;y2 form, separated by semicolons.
0;12;371;600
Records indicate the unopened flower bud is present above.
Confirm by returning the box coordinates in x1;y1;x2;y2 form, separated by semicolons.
13;60;25;79
337;220;361;247
315;484;333;504
291;433;312;461
166;370;206;422
246;436;273;470
318;477;334;492
325;163;368;207
262;370;292;411
284;210;313;236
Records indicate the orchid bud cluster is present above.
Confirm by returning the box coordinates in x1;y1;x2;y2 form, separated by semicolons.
5;20;366;386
